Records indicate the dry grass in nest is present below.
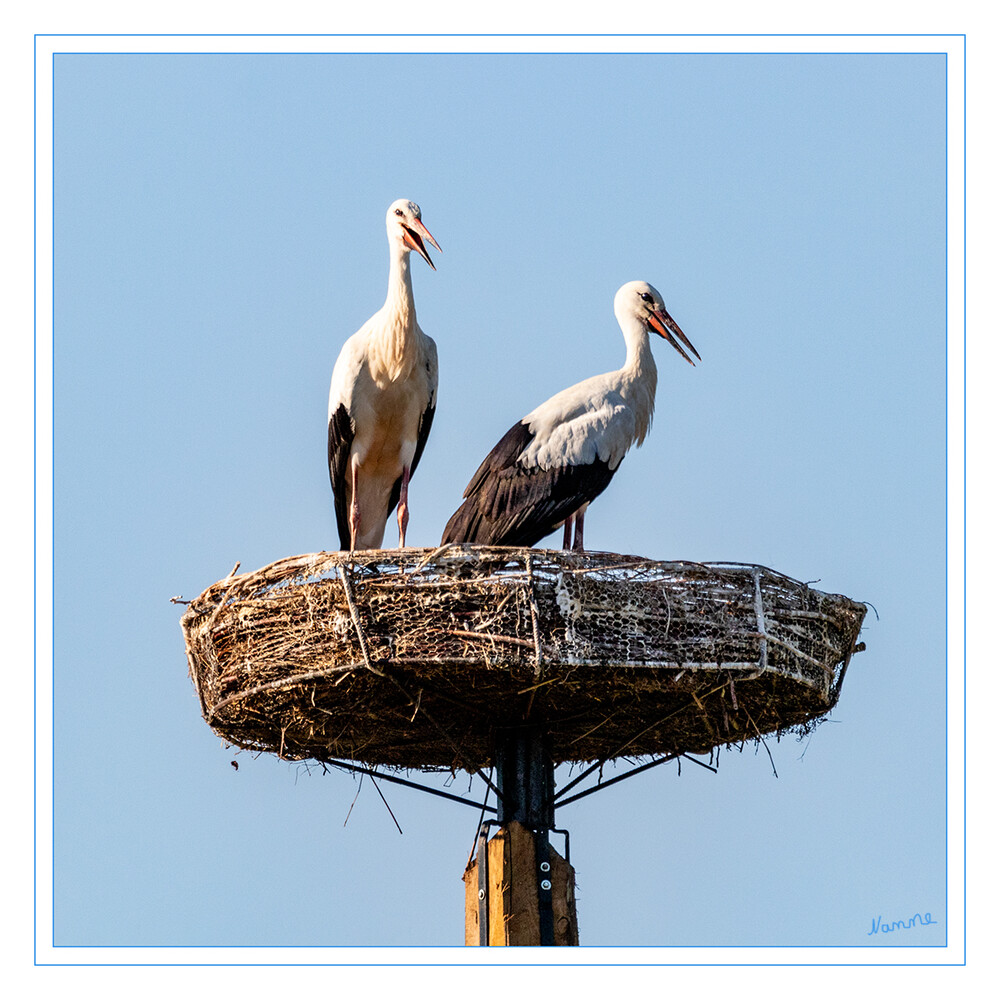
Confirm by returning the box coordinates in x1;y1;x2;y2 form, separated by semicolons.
180;546;867;771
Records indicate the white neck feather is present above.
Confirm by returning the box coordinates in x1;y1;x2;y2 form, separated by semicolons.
618;314;658;448
370;244;418;384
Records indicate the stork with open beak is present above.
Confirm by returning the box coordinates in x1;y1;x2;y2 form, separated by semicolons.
441;280;698;551
328;199;441;550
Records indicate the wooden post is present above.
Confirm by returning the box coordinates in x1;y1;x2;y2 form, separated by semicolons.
463;821;579;946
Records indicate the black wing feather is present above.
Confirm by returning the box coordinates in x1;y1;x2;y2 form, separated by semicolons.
328;404;355;551
441;421;615;547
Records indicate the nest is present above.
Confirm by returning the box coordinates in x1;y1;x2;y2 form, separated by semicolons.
181;547;867;771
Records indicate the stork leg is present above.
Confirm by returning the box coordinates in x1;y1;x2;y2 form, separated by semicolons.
349;461;361;552
562;519;573;550
571;508;586;552
396;464;411;548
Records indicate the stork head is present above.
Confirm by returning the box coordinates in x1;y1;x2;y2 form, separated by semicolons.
614;280;700;366
386;199;441;270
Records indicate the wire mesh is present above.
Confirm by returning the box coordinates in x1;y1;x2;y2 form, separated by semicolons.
181;546;867;770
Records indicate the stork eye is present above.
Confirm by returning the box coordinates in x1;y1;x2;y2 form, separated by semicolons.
640;292;653;303
394;208;404;216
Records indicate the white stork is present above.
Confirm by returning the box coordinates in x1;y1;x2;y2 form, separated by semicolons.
441;280;698;551
328;199;441;550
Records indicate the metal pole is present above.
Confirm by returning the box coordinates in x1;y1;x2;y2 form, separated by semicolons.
494;726;557;945
495;726;555;829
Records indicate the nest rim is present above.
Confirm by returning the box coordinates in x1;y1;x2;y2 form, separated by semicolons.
181;546;867;771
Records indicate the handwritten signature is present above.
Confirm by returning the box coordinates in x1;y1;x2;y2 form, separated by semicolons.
868;912;938;936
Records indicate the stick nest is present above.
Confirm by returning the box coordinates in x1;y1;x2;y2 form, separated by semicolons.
181;547;867;771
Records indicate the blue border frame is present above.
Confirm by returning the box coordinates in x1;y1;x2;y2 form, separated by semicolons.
35;32;967;968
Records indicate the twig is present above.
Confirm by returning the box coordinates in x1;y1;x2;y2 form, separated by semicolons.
745;711;778;778
752;567;768;673
208;662;362;715
516;676;562;696
464;768;495;871
343;774;364;827
747;631;832;674
205;561;242;632
525;552;544;675
369;774;403;834
338;565;384;677
565;714;615;746
413;543;459;573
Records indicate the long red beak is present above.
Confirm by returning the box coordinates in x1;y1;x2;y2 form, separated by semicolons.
402;218;442;270
648;308;700;366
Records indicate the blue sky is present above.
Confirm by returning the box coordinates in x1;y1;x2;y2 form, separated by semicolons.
44;41;957;955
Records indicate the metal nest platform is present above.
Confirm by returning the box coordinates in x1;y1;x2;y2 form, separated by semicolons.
181;547;867;771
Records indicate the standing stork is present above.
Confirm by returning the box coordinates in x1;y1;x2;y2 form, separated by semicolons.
441;280;699;551
328;199;441;550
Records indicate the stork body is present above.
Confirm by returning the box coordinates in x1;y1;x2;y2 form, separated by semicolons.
441;280;698;551
328;200;441;550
